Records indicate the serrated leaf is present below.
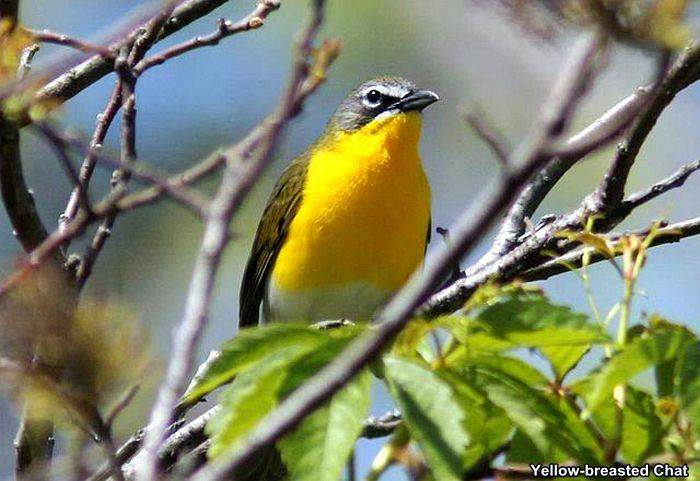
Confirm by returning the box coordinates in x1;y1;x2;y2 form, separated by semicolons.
583;329;692;413
207;335;356;459
464;365;603;464
278;370;371;481
185;324;353;404
385;357;469;481
437;368;512;468
541;345;590;382
453;293;606;355
206;353;287;459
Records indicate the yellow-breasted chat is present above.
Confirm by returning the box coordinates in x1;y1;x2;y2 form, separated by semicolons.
240;77;438;327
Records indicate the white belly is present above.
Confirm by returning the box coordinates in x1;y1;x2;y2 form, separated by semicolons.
263;279;392;324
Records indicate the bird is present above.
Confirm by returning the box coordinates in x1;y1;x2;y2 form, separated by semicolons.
239;76;438;328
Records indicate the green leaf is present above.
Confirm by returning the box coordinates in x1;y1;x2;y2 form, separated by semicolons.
437;368;512;469
587;387;664;464
207;335;356;459
449;293;607;355
583;329;692;414
206;353;289;459
464;365;603;464
278;370;372;481
185;324;360;403
385;357;469;481
677;340;700;433
541;345;590;382
476;293;607;347
622;387;665;464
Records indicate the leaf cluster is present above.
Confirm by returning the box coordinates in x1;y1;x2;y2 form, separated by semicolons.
187;280;700;480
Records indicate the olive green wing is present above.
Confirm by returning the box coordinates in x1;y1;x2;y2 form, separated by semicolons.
238;156;309;328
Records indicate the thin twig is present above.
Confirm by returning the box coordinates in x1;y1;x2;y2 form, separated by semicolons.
34;123;93;217
617;159;700;214
464;108;510;165
11;0;247;126
522;217;700;281
28;28;115;58
48;123;209;217
61;82;123;233
134;0;281;75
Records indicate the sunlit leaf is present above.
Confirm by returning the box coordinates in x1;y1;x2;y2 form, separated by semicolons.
279;370;371;481
581;328;694;414
207;335;354;459
184;324;362;404
385;357;469;481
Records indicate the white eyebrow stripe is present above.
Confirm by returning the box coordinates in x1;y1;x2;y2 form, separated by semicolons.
360;84;410;99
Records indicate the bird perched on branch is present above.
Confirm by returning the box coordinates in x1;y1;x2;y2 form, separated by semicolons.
240;76;438;327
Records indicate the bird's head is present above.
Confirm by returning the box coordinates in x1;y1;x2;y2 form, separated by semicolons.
328;77;439;133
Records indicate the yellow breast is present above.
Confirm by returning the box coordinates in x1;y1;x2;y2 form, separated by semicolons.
270;111;431;297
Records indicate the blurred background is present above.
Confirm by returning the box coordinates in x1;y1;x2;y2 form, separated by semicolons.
1;0;700;479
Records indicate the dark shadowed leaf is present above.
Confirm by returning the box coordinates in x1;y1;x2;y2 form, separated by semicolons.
461;364;603;464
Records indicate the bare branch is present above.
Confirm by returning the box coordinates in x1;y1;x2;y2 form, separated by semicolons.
617;159;700;214
28;28;115;57
464;108;510;165
61;82;123;233
134;0;281;75
593;47;694;210
522;217;700;281
49;123;209;217
34;123;93;217
21;1;240;122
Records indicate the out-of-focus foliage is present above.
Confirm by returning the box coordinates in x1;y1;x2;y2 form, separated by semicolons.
0;266;152;435
491;0;694;49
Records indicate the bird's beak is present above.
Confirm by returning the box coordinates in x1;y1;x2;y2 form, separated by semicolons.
394;89;440;112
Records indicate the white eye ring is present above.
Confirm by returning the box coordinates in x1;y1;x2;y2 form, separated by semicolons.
362;89;383;108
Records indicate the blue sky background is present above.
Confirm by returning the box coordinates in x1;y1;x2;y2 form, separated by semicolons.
1;1;700;479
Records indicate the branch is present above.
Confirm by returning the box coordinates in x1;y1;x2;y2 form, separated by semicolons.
61;82;122;234
46;122;209;217
134;0;281;75
593;47;693;210
20;0;239;123
522;217;700;281
188;32;602;481
28;28;115;57
133;2;337;479
464;108;510;165
427;42;700;317
617;158;700;214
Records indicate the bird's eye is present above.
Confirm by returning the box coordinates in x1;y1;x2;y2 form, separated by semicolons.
365;89;382;105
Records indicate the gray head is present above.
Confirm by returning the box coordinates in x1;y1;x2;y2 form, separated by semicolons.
328;77;439;132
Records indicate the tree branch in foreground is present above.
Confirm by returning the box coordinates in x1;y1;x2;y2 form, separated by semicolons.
133;1;338;479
